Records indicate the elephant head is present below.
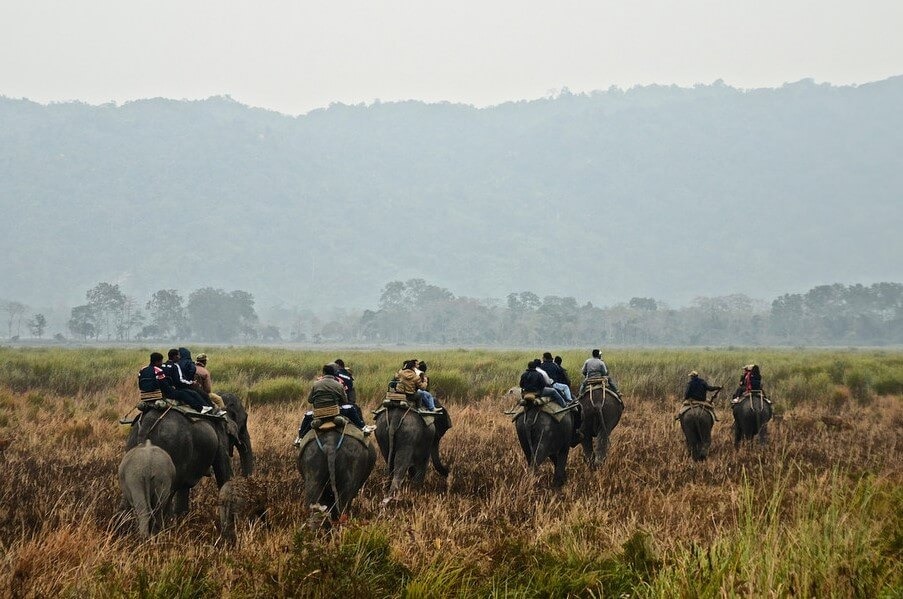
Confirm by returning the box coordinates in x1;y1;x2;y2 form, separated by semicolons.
222;393;254;476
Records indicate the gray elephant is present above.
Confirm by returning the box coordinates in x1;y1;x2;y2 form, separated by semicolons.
507;388;575;487
731;392;772;446
577;385;623;467
374;400;450;500
297;428;376;525
125;392;253;515
678;403;716;461
118;440;176;538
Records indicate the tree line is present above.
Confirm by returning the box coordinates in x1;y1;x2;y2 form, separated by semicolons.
2;280;901;346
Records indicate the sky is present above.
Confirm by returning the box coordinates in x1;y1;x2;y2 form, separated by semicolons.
1;0;902;115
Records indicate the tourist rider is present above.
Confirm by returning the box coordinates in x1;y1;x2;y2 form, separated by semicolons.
415;360;441;412
580;349;619;395
294;364;371;445
685;371;722;402
554;355;572;389
334;358;366;425
520;360;568;408
732;364;763;401
395;359;437;410
541;352;573;402
141;351;205;411
193;353;225;410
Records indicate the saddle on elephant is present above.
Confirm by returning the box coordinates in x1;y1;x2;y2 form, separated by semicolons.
295;418;369;455
136;398;228;421
582;376;622;403
374;392;442;426
676;400;718;422
731;390;772;405
506;394;578;423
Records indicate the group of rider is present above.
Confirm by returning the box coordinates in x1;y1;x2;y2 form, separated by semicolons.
137;347;226;415
139;347;765;442
684;364;764;402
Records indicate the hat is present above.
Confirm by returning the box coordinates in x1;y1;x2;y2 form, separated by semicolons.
743;364;754;370
196;353;208;363
688;370;698;377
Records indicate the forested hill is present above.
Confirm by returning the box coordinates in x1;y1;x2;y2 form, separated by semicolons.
2;77;902;310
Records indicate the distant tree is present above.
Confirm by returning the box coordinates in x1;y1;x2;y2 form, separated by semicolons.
86;282;126;339
187;287;258;342
68;304;97;340
628;297;658;311
145;289;188;339
260;325;282;342
3;301;27;338
27;313;47;338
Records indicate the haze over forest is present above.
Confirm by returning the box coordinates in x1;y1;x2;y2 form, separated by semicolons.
1;76;901;337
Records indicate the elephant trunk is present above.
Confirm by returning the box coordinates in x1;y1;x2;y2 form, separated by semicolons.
238;428;255;476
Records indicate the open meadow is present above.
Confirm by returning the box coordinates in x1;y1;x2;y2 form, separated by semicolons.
0;347;900;597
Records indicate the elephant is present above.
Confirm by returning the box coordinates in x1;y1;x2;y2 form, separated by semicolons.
507;388;575;487
731;392;773;446
218;476;268;543
374;401;450;500
577;386;623;467
678;403;715;461
118;440;176;538
125;392;253;515
297;428;376;525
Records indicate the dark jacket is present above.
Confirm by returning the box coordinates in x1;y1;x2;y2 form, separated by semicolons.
519;369;547;394
540;359;567;385
685;377;719;401
336;367;354;391
138;364;176;398
308;375;348;407
176;347;196;388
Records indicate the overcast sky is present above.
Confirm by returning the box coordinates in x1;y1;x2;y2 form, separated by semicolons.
2;0;901;115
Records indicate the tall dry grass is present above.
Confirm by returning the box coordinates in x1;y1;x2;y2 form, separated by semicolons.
0;348;900;597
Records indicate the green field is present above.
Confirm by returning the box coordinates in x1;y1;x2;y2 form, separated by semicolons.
0;347;900;597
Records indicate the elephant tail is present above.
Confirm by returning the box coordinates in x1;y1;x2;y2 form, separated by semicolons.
430;436;449;478
325;437;341;514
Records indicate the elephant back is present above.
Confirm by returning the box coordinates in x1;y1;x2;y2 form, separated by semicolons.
676;401;717;423
295;422;370;455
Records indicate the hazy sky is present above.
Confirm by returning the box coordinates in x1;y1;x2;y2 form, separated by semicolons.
2;0;901;115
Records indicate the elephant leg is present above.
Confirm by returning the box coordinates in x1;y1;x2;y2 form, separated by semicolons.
758;422;770;445
733;421;742;448
593;431;610;465
581;434;594;466
172;488;190;516
552;449;568;488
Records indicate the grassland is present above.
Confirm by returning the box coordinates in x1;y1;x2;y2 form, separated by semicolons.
0;347;900;597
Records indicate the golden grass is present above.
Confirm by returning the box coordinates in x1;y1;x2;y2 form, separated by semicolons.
0;348;900;597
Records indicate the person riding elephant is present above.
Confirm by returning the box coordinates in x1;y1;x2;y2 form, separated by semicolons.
139;352;206;413
580;349;619;395
521;360;568;408
679;371;722;461
294;364;372;445
540;352;573;402
732;364;763;401
193;353;225;410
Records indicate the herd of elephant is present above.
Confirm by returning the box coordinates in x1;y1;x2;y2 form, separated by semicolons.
117;385;772;538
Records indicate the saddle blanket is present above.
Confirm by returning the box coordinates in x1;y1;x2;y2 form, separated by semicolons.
296;424;369;454
508;400;577;423
676;401;717;422
136;398;226;421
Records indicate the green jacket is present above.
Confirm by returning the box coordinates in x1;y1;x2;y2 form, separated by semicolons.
308;376;347;407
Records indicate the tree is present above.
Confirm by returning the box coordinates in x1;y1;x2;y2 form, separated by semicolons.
68;305;97;340
85;282;126;339
146;289;188;339
3;301;27;338
187;288;258;342
27;313;47;338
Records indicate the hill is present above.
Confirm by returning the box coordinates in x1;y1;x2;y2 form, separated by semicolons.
2;77;902;310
